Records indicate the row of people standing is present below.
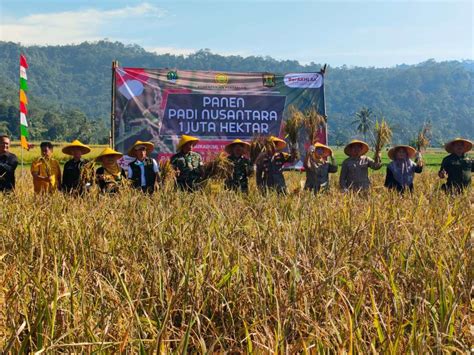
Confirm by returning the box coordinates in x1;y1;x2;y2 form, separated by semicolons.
0;134;472;195
162;134;473;195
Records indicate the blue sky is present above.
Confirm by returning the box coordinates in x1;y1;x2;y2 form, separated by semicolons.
0;0;472;67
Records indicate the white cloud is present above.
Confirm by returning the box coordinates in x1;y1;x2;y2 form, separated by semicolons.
0;3;166;45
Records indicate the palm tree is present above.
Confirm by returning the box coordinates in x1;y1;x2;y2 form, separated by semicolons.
351;107;373;142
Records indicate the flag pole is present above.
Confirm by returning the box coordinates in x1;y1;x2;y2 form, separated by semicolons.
20;82;23;173
110;60;118;148
21;138;24;175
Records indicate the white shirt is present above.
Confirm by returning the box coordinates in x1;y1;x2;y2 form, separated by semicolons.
128;158;159;186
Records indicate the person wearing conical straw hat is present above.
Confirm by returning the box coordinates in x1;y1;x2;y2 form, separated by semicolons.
95;147;126;193
304;142;337;193
170;135;203;191
384;145;423;193
339;139;382;192
438;138;473;193
255;136;297;194
127;140;159;194
224;139;253;193
31;141;62;194
61;140;91;194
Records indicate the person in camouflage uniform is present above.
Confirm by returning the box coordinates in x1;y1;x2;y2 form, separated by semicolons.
170;135;204;191
224;139;253;193
255;136;297;194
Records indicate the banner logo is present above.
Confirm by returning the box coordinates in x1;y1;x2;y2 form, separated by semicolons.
215;73;229;85
167;70;178;82
283;73;323;88
262;73;276;87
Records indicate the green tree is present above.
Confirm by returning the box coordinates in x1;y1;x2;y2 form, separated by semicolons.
44;112;67;141
0;121;10;136
351;107;374;142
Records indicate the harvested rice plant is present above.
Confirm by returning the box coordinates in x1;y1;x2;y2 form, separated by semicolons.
1;171;472;353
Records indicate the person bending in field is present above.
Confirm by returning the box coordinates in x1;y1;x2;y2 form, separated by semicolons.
255;136;297;194
95;147;126;194
304;142;337;194
31;141;61;194
339;140;382;192
384;145;423;193
0;135;18;193
127;140;159;194
224;139;253;193
170;135;204;191
62;140;91;195
438;138;473;194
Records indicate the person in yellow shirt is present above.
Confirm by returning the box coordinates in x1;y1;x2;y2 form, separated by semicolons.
31;141;61;194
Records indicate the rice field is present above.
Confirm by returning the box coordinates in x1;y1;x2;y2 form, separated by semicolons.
1;167;472;353
8;142;106;165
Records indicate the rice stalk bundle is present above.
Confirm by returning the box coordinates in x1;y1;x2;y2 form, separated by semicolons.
250;136;275;164
373;118;392;156
284;106;303;147
79;160;96;188
415;123;432;152
159;159;177;186
203;152;234;180
303;107;326;144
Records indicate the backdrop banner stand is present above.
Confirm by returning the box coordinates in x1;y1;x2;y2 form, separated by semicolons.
110;60;118;148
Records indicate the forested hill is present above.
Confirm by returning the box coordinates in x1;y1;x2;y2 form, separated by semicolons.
0;41;472;145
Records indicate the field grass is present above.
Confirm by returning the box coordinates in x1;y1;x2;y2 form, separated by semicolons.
1;169;472;353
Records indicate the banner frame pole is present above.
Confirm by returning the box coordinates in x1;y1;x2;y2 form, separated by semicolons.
320;63;328;145
110;60;118;148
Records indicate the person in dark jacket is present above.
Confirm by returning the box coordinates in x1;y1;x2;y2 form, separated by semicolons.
0;135;18;192
224;139;253;193
339;140;382;192
61;140;91;194
438;138;473;194
127;140;159;194
384;145;423;193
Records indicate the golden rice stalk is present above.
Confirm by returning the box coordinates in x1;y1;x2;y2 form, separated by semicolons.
373;119;392;156
79;160;96;188
203;152;234;180
250;136;275;164
159;159;176;186
284;105;303;146
303;106;326;144
415;123;432;152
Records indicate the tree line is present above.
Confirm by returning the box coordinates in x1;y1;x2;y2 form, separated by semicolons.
0;41;472;145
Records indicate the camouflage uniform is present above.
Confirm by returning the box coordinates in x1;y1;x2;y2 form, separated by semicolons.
256;152;295;194
170;151;203;191
225;155;253;193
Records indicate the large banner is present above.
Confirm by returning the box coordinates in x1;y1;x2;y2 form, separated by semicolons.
114;68;326;159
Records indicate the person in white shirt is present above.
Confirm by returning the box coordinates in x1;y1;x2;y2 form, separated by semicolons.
127;140;159;194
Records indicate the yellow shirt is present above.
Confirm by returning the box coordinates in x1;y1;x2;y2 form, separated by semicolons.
31;157;61;193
